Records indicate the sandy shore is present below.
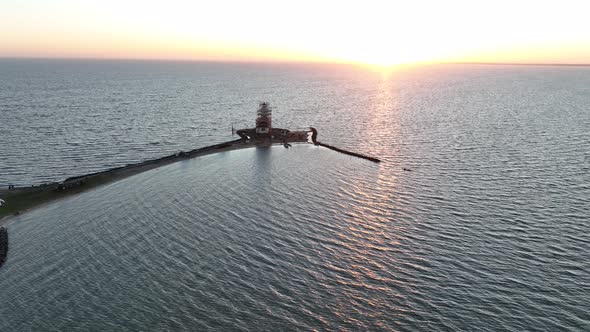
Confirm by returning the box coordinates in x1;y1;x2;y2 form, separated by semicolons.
0;139;309;226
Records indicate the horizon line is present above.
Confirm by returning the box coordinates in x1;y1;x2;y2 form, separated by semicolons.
441;61;590;67
1;56;590;67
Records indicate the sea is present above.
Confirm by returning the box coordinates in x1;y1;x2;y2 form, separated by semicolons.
0;59;589;331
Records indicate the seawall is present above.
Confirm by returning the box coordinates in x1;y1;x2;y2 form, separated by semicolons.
62;139;244;185
310;127;380;163
315;142;381;163
1;128;382;222
0;138;307;221
0;139;249;220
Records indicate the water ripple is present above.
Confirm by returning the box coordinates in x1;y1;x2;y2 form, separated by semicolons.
1;62;590;331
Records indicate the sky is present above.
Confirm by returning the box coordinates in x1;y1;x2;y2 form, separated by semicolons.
1;0;589;66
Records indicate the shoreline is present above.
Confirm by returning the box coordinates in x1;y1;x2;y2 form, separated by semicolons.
0;139;310;226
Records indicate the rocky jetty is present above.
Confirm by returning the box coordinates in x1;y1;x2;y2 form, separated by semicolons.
310;127;381;163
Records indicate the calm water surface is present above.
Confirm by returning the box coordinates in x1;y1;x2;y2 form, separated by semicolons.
0;61;589;331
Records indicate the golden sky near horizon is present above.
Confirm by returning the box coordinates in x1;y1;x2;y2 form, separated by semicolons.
1;0;589;65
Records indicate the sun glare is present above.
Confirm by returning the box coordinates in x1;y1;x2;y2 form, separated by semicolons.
0;0;589;64
361;55;401;68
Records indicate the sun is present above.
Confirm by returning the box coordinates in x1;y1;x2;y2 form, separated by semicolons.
333;36;428;69
347;50;418;70
363;56;399;67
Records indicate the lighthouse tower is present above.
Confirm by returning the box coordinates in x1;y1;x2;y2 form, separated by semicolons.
255;102;272;135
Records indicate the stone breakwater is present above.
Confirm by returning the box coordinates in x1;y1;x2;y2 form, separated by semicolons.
0;139;247;220
309;127;381;163
59;139;245;189
0;128;382;222
315;142;381;163
0;227;7;268
0;137;312;220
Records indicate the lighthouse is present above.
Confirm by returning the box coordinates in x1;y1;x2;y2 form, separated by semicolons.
255;102;272;135
236;102;308;142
